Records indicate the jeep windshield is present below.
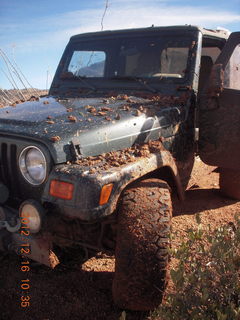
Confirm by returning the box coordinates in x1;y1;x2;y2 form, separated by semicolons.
61;35;192;81
51;29;199;95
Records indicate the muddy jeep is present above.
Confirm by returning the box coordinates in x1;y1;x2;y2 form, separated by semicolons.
0;25;240;311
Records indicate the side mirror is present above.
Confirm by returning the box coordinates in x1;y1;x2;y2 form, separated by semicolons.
207;64;224;96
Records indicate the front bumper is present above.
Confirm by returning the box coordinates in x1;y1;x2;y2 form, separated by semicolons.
12;232;59;268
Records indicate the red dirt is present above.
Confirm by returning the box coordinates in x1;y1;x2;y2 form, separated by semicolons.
0;158;239;320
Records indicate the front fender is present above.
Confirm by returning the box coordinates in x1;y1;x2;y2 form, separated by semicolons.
42;149;183;221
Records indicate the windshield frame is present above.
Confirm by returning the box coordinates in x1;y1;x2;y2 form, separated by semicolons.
51;28;199;94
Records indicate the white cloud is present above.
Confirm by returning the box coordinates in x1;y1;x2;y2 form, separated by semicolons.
2;4;240;53
101;5;240;28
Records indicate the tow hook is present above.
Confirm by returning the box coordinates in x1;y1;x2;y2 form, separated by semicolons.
0;219;21;232
0;206;21;233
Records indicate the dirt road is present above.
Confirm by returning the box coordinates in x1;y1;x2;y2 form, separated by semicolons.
0;158;239;320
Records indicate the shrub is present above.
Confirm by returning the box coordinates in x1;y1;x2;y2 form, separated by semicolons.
151;214;240;320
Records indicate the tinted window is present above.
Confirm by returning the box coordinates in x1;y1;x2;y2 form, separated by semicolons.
63;35;191;80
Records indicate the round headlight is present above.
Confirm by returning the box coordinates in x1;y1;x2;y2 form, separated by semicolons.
19;146;47;185
19;200;44;233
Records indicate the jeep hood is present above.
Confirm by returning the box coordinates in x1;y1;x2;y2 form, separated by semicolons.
0;96;186;163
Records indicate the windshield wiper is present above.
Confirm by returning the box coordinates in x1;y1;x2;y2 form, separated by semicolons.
60;72;97;91
69;74;97;92
110;76;159;94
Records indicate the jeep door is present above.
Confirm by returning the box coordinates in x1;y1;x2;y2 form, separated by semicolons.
199;32;240;170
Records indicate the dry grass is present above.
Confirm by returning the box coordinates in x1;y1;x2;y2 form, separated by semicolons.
0;89;48;107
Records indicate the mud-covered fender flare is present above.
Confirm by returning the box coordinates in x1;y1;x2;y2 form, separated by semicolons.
106;150;184;214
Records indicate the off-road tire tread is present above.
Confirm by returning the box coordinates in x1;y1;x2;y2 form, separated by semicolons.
112;178;172;311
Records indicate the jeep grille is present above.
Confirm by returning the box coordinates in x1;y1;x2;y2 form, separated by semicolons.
0;142;19;197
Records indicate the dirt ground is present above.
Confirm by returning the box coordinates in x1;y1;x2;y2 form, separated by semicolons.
0;158;239;320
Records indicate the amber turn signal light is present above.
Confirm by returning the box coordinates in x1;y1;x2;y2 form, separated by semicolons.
49;180;74;200
99;183;113;206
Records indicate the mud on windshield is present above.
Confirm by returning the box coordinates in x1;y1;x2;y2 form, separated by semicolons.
61;35;193;82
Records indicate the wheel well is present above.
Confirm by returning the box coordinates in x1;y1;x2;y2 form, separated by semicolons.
115;166;183;213
128;166;179;194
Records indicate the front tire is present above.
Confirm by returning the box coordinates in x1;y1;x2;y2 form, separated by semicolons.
113;178;172;311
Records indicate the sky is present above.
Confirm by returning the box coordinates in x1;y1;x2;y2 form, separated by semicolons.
0;0;240;89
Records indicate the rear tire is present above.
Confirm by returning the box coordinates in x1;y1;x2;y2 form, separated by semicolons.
113;178;172;311
219;168;240;200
